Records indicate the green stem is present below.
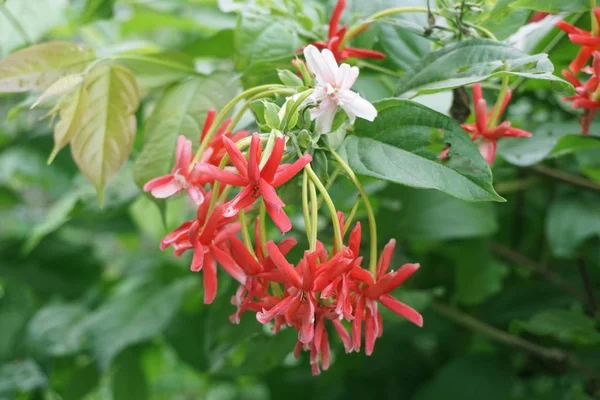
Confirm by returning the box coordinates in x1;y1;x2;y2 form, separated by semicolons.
0;4;32;45
467;23;498;40
317;164;342;210
343;197;360;236
341;7;441;46
328;147;378;275
487;74;509;128
281;89;314;133
239;209;256;257
302;169;313;245
309;180;318;251
305;164;343;252
190;85;289;167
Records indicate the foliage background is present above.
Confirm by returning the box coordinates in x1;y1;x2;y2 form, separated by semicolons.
1;0;600;399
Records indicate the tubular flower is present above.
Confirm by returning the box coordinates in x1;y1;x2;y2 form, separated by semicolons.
194;133;312;233
447;83;532;165
556;9;600;73
561;52;600;134
303;45;377;133
308;0;385;62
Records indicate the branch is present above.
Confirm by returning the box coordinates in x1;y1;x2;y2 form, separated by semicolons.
489;243;586;301
431;301;600;379
530;165;600;193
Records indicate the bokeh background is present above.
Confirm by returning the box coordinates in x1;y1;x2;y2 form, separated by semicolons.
1;0;600;399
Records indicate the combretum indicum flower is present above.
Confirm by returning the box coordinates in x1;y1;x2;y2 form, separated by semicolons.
303;45;377;133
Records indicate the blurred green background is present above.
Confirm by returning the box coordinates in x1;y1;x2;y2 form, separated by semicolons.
1;0;600;399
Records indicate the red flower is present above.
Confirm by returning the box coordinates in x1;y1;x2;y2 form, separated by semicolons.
449;84;532;165
556;9;600;72
160;194;245;304
308;0;385;62
143;135;205;204
194;133;312;233
351;239;422;355
562;52;600;134
529;12;549;23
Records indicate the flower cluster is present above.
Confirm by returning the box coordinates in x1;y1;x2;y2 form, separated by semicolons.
143;46;422;375
443;83;531;165
557;12;600;134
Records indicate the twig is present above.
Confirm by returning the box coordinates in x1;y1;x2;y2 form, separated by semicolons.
431;301;599;379
530;165;600;193
577;256;598;316
489;242;586;301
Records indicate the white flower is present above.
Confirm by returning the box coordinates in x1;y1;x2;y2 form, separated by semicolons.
303;45;377;133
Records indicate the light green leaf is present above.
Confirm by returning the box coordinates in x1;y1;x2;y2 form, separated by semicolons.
515;309;600;345
48;84;89;164
338;99;504;202
380;187;498;241
31;74;83;109
510;0;590;13
71;64;140;199
25;303;89;357
133;73;239;189
0;0;69;57
0;359;46;396
396;39;573;98
0;42;95;93
546;195;600;258
22;191;81;254
85;277;192;369
480;0;531;41
116;52;197;89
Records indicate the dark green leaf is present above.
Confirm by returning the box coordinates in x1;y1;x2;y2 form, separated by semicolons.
110;346;148;400
511;0;590;13
396;39;572;98
514;309;600;345
546;194;600;258
338;99;504;202
0;283;35;362
133;73;239;189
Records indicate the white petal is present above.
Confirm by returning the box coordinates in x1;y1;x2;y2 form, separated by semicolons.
310;99;337;133
336;64;359;90
339;91;377;123
303;45;336;86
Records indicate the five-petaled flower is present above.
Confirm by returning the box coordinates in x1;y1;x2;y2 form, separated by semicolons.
556;9;600;73
195;133;312;233
445;83;532;165
308;0;385;62
303;44;377;133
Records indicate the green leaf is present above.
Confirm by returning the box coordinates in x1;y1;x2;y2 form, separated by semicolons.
380;187;498;241
515;309;600;345
30;74;83;108
414;356;512;400
452;241;508;306
71;64;140;199
110;347;148;400
116;52;197;89
480;0;531;41
133;73;238;189
546;195;600;258
25;303;89;358
0;283;35;362
0;42;95;93
0;0;69;57
510;0;590;13
0;359;47;396
396;39;573;98
22;191;81;254
338;99;504;202
84;277;192;368
498;122;600;167
48;84;89;164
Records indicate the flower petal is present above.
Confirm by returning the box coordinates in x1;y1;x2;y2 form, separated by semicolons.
265;202;292;234
203;253;218;304
379;294;423;327
271;154;313;188
266;240;302;287
339;91;377;122
303;45;336;85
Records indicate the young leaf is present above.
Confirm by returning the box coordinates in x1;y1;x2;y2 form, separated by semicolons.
396;39;573;98
510;0;590;13
0;42;95;93
48;85;89;164
133;73;239;189
70;64;140;199
31;74;84;109
338;99;504;202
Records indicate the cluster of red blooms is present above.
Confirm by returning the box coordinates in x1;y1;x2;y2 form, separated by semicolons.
144;111;423;375
557;10;600;134
307;0;385;62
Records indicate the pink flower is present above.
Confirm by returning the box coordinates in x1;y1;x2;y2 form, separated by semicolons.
561;52;600;134
194;133;312;233
557;9;600;73
143;135;205;204
307;0;385;63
